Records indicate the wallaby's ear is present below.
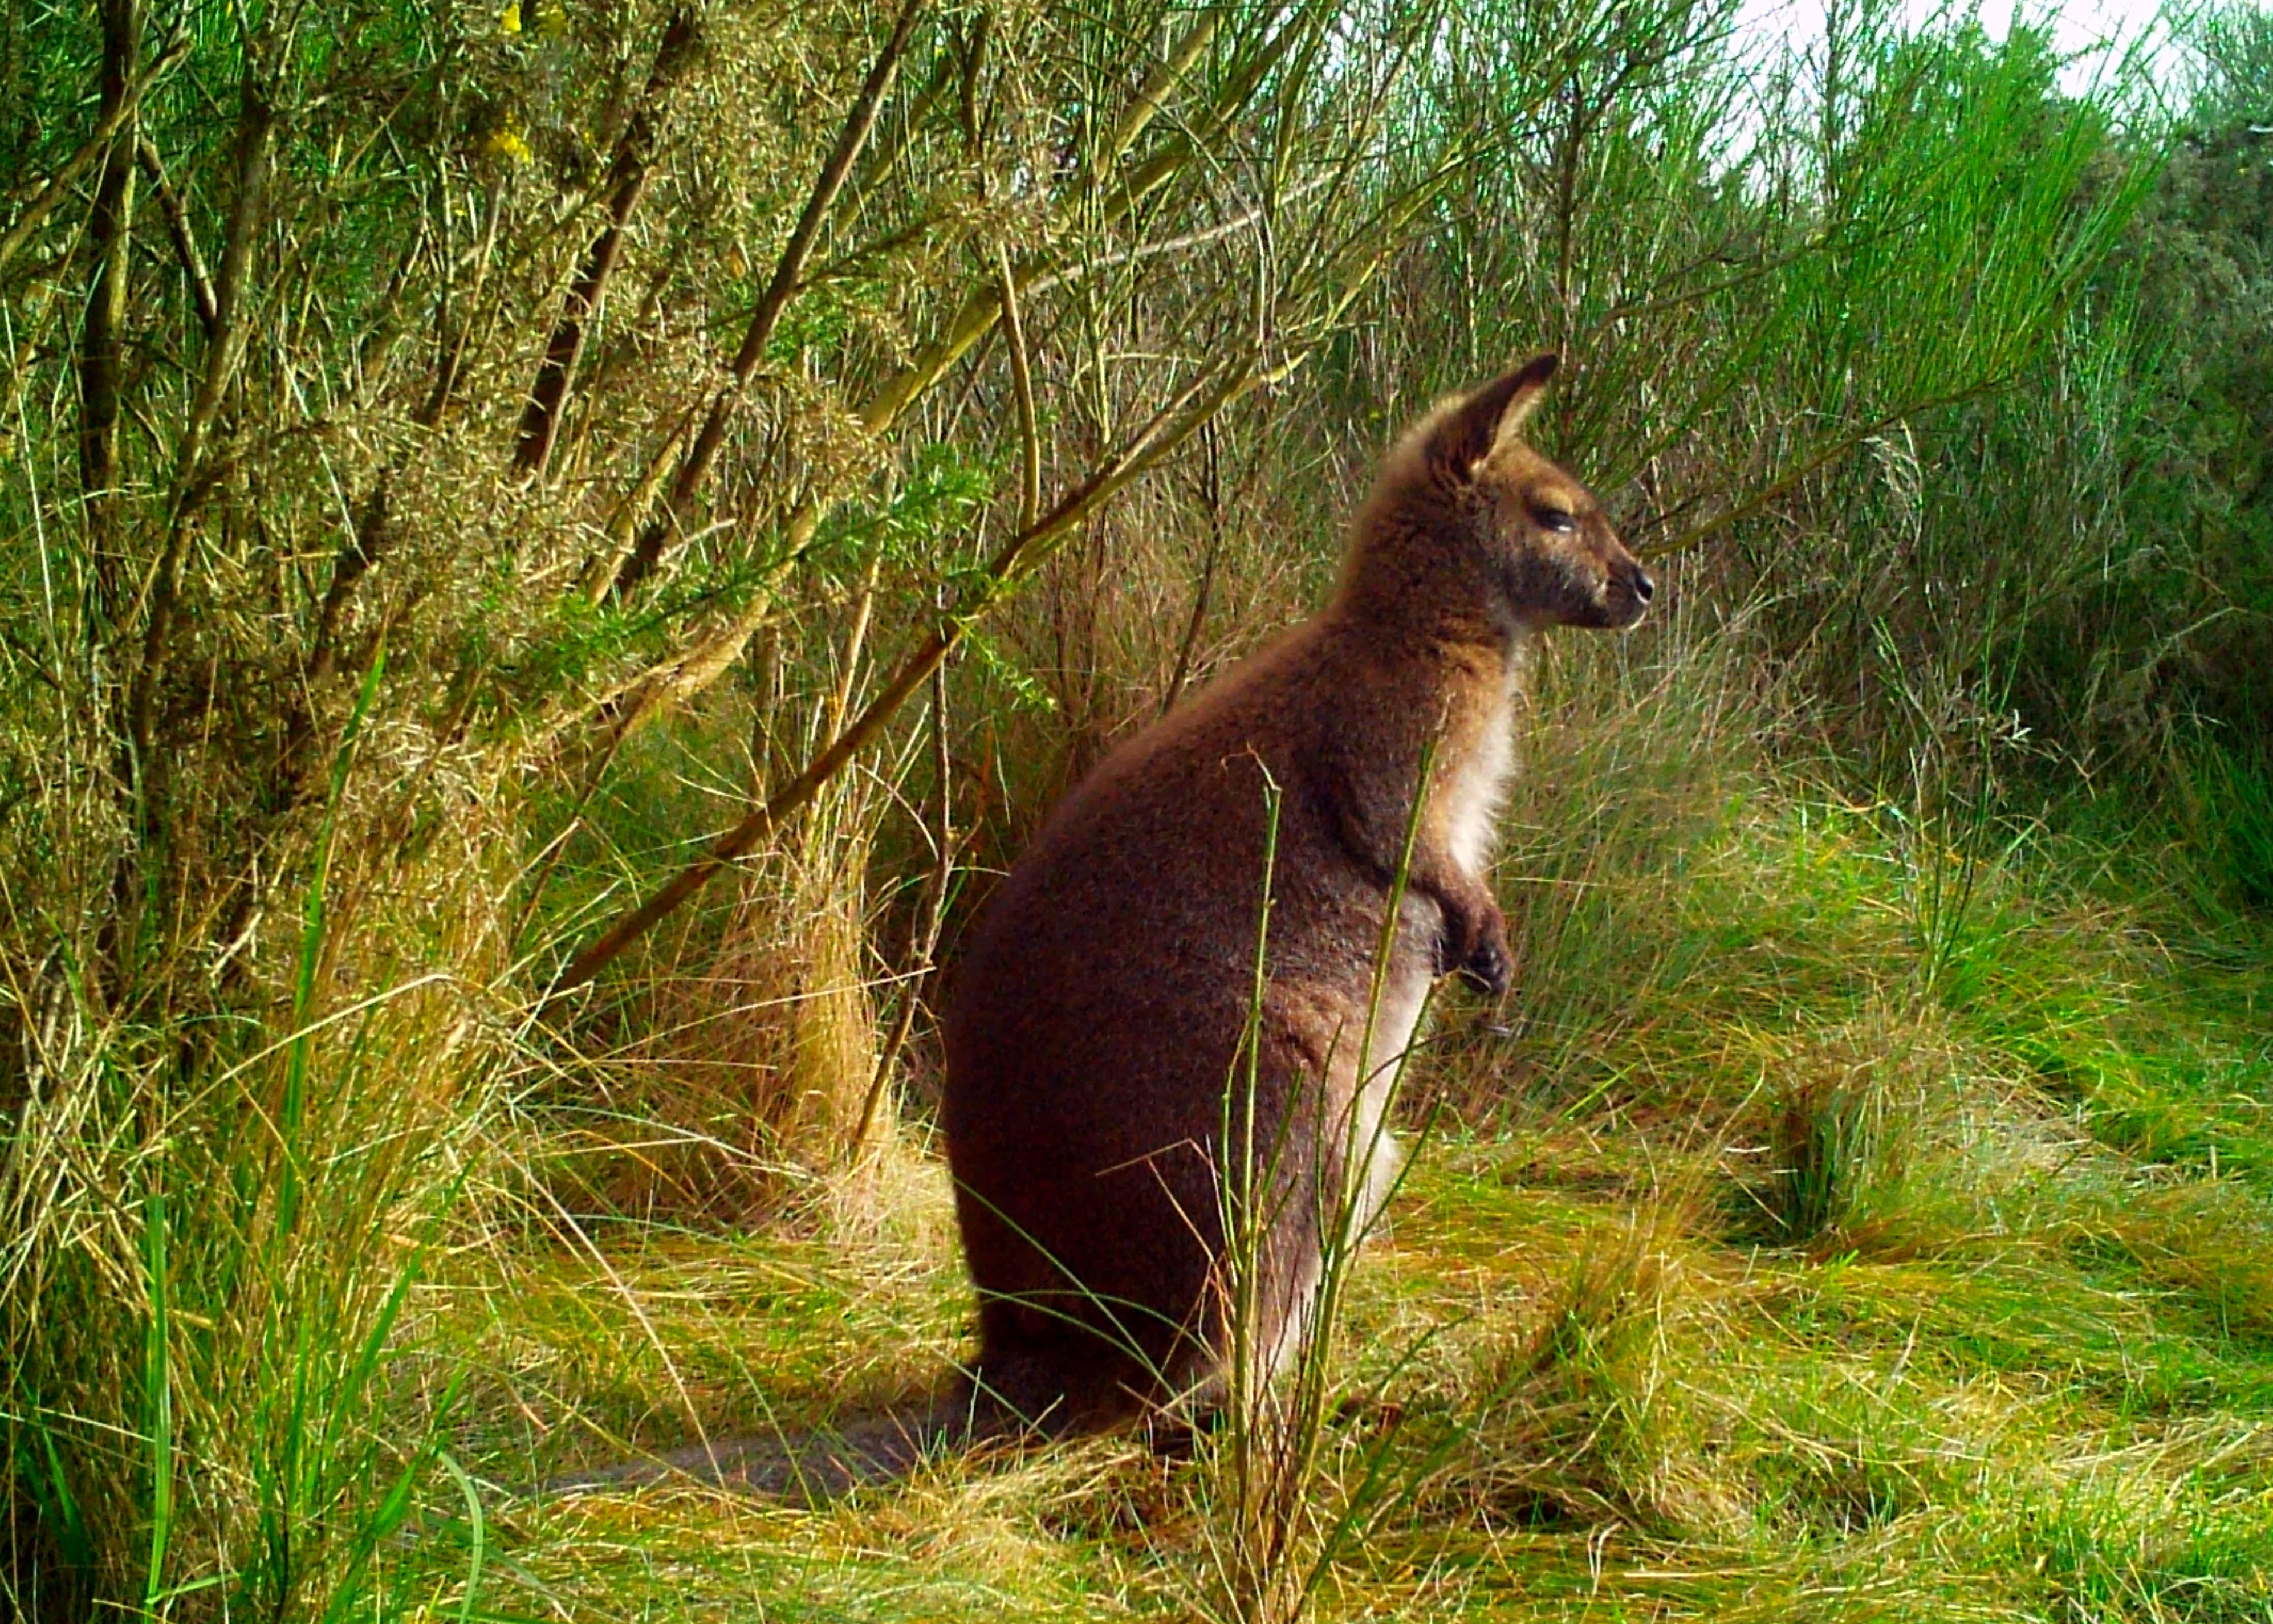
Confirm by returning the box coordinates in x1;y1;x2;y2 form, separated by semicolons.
1426;352;1559;474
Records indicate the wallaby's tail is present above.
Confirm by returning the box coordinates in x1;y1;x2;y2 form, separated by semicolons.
537;1379;1028;1503
535;1344;1177;1503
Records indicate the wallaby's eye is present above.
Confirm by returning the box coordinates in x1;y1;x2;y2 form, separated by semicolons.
1533;505;1579;533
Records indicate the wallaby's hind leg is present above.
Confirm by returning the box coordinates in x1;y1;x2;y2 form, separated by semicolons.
955;1126;1228;1437
966;1295;1156;1437
962;1206;1300;1442
952;1010;1351;1439
967;1303;1254;1446
1160;1014;1361;1428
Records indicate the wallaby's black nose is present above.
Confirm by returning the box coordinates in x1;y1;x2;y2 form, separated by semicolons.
1632;567;1656;603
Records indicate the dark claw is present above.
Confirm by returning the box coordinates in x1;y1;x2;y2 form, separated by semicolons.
1458;934;1511;999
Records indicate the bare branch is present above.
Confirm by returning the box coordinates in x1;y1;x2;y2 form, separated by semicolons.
514;8;702;478
137;137;217;338
173;75;276;492
850;649;959;1158
612;0;926;595
996;242;1040;535
1101;8;1223;170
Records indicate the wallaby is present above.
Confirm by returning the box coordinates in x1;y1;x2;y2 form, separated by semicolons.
544;355;1650;1502
942;352;1654;1437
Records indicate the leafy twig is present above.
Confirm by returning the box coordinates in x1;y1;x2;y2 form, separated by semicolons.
549;349;1267;998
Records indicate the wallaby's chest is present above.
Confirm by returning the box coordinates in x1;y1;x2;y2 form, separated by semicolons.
1434;682;1519;873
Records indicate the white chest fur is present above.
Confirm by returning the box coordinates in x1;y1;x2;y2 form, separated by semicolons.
1342;654;1526;1234
1436;655;1525;873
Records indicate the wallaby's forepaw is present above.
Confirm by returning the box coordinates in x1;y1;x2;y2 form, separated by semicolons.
1457;928;1512;999
1434;893;1512;998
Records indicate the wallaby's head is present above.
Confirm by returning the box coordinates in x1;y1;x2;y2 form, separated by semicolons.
1349;353;1654;638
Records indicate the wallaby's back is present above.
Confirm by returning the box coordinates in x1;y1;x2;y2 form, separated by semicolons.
945;619;1421;1426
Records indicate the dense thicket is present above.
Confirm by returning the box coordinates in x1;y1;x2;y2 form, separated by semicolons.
1;0;2266;1611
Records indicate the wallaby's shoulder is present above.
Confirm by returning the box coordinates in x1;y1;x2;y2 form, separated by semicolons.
1045;613;1355;819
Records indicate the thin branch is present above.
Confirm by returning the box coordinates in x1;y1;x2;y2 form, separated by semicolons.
78;0;144;610
583;418;690;601
996;242;1040;534
851;649;958;1158
514;8;702;477
137;137;217;338
810;186;1302;300
1162;420;1226;717
1025;194;1307;299
1100;7;1223;169
613;0;925;595
419;177;504;429
173;77;276;494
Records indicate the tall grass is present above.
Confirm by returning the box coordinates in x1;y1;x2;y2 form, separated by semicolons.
1176;751;1449;1624
0;785;506;1612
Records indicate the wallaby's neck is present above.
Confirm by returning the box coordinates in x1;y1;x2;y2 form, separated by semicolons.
1333;477;1526;682
1329;564;1528;694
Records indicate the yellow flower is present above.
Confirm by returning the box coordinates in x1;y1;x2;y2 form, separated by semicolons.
500;1;522;32
485;120;532;164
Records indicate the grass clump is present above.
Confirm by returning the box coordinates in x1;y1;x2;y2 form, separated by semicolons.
1726;1004;1938;1253
1442;1207;1744;1540
1755;1064;1902;1251
0;953;496;1619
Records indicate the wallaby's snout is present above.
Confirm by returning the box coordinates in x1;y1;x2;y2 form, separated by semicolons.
1548;514;1652;630
1597;532;1654;628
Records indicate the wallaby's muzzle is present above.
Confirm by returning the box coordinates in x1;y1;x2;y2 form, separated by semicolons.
1585;538;1653;629
1611;557;1655;625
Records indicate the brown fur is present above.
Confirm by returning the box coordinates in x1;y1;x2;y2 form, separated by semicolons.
941;354;1652;1434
